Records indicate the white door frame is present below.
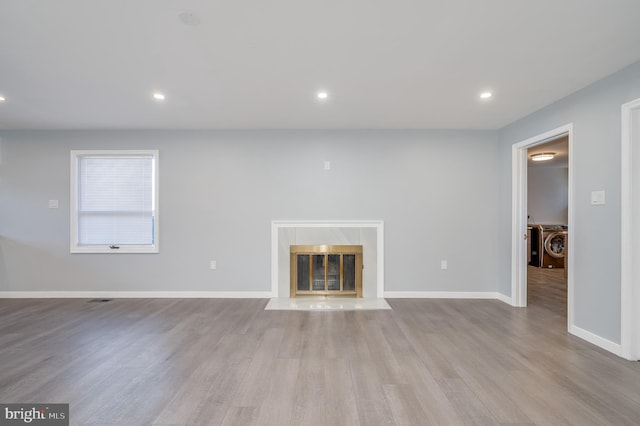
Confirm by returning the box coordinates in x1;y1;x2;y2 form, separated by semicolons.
511;124;574;330
621;98;640;360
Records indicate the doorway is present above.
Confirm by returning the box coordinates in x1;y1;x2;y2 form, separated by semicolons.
526;136;569;317
511;123;574;332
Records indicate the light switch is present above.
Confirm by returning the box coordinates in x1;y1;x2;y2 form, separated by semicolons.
591;190;605;205
323;160;331;170
48;199;59;209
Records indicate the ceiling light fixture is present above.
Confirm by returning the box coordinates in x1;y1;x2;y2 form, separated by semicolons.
317;91;328;100
153;93;165;101
0;95;6;102
530;152;556;162
479;92;493;99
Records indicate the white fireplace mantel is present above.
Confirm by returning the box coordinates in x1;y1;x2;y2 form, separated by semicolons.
271;220;385;298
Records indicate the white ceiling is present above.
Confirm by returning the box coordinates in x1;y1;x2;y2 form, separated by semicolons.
1;0;640;130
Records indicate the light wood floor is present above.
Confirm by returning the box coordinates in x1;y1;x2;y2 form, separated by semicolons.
1;295;640;425
527;265;567;317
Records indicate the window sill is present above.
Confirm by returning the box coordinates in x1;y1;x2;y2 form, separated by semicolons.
70;246;159;254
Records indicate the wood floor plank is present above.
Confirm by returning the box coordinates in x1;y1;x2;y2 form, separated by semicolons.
276;312;305;359
1;296;640;425
323;358;360;426
436;377;499;425
253;358;299;426
299;312;328;361
229;327;285;408
382;383;430;426
182;357;252;426
396;354;466;425
291;360;327;426
151;354;246;424
219;406;258;426
453;361;534;425
349;358;397;426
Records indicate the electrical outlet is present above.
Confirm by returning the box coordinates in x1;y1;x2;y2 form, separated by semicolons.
209;260;217;270
440;260;448;270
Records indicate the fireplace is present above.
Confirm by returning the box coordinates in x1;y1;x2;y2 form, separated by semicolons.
290;245;363;297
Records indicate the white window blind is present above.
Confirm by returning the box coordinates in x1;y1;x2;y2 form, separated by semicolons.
71;150;158;253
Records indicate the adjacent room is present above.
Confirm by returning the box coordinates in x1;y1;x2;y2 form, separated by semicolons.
2;1;640;424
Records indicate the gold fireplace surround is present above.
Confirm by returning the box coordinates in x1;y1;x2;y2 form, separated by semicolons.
290;245;363;297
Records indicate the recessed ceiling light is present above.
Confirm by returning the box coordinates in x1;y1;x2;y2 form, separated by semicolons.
0;95;6;102
153;93;165;101
317;91;328;100
479;92;493;99
530;152;556;162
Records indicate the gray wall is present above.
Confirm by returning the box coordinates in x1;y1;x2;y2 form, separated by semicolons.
498;60;640;344
0;130;500;294
528;166;568;225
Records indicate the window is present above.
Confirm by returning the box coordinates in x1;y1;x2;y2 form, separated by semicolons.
70;150;159;253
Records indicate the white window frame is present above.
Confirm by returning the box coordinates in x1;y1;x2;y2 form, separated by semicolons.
70;149;159;254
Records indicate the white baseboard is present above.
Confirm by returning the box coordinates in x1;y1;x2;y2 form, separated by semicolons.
569;324;622;356
383;291;504;299
0;291;273;299
496;293;513;305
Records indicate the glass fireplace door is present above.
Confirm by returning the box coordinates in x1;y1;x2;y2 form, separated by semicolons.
290;245;363;297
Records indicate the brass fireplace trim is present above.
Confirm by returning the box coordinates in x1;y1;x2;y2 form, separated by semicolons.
290;245;363;298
